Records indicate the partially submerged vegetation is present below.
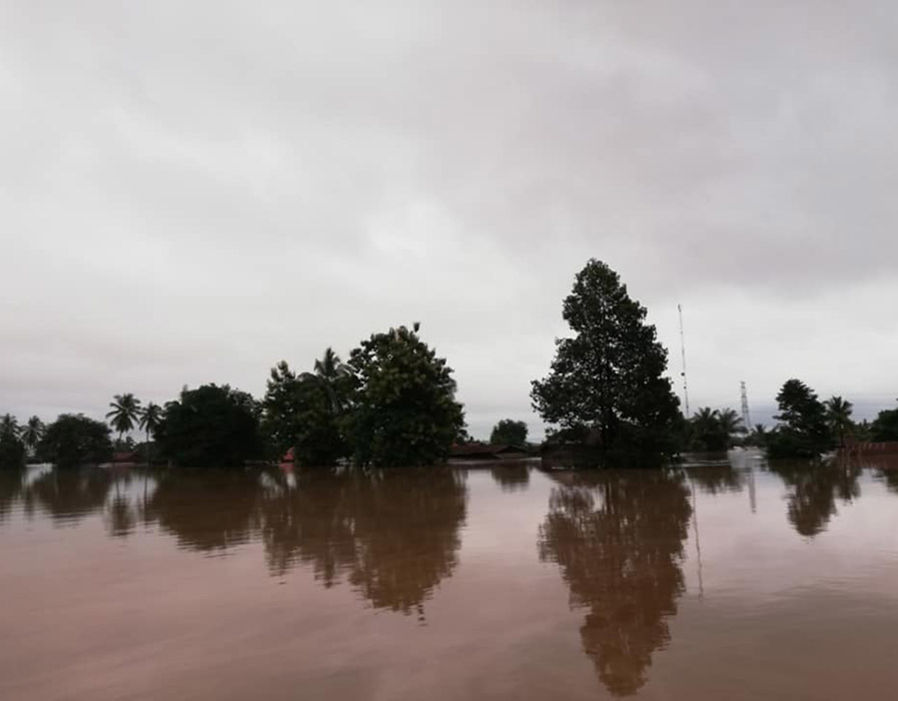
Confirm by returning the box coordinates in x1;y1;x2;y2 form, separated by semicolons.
531;259;681;465
3;260;897;470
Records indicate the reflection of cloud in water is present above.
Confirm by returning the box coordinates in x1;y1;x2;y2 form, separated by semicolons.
538;469;692;696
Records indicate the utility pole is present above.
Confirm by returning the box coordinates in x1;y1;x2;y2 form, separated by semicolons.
678;304;690;418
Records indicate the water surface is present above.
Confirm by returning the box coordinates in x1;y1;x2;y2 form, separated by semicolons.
1;453;897;699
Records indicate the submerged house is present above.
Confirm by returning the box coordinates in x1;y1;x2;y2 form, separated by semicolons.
449;443;530;461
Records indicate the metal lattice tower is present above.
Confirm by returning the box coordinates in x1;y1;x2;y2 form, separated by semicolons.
678;304;690;418
740;381;751;430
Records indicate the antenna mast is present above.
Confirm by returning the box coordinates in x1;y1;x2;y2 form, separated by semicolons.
740;381;752;430
678;304;690;418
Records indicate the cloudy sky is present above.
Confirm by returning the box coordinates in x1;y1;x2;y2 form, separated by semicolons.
2;1;897;439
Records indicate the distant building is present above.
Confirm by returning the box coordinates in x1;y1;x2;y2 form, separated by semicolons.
449;443;530;461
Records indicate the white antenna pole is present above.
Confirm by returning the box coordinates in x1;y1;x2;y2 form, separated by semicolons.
678;304;690;418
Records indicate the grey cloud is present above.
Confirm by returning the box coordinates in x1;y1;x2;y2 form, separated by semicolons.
2;1;897;438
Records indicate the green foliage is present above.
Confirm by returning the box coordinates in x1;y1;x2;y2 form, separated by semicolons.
139;403;163;438
106;393;142;439
687;407;743;452
21;416;44;455
262;356;348;466
156;384;263;467
531;259;680;461
824;396;854;448
871;404;898;441
767;379;831;458
744;423;768;448
38;414;113;468
853;419;873;442
0;414;26;469
489;419;528;446
346;324;465;467
138;402;163;465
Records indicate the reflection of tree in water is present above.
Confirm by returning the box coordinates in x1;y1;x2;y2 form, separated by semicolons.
876;466;898;493
260;468;467;616
28;468;113;523
687;465;744;495
106;493;137;537
490;462;531;492
4;466;158;536
538;470;692;697
146;469;262;551
0;468;26;522
260;468;356;585
768;459;861;537
854;454;898;493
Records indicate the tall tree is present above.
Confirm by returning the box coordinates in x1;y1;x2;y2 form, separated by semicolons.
824;396;854;449
768;379;831;458
21;416;44;457
138;403;163;465
302;347;352;413
106;394;142;446
531;260;680;460
1;414;19;438
346;324;465;467
262;358;348;466
0;414;26;469
489;419;528;446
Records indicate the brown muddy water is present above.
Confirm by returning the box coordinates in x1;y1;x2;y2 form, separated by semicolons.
1;452;898;700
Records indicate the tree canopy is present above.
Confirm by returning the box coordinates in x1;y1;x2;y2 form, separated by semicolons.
531;260;680;461
0;414;26;469
155;384;263;467
489;419;528;446
106;393;142;441
346;324;464;467
262;354;349;466
21;416;44;456
824;396;854;448
767;379;831;458
37;414;113;468
871;404;898;442
687;407;743;452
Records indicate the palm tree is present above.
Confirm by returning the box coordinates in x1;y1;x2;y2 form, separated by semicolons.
138;403;163;466
750;423;768;446
106;394;142;452
0;414;19;440
717;408;745;439
21;416;44;457
301;347;351;413
690;407;743;451
824;395;854;449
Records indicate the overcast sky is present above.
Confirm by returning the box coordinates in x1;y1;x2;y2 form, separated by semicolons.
2;1;897;439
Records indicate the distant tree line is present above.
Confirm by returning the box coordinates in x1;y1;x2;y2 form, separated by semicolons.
3;323;465;470
4;260;898;470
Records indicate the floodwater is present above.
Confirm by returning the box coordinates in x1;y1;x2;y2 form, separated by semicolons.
2;452;898;700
